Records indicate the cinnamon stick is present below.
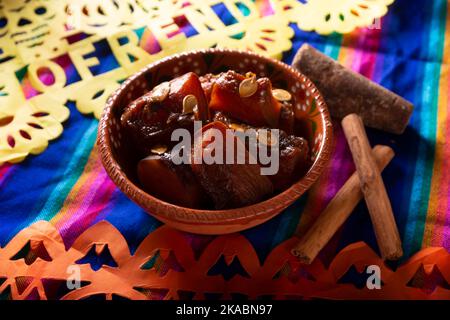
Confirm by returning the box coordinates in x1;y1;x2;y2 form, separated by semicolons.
342;114;403;260
291;145;394;264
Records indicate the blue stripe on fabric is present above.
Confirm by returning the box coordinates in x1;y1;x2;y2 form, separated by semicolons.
103;190;161;255
34;120;97;222
0;103;98;245
403;0;446;256
335;0;430;258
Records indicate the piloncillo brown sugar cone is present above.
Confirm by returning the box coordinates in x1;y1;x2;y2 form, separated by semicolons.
292;44;414;134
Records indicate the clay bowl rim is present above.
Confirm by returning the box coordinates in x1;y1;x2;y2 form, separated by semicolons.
98;48;333;227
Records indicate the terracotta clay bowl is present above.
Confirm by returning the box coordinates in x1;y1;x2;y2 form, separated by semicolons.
98;49;333;235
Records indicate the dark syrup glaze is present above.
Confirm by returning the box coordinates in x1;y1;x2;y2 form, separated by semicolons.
121;71;311;209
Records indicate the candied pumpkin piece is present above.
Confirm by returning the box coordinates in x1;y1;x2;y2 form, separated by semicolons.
122;72;208;123
168;72;210;121
137;152;206;208
199;73;217;103
208;71;281;128
190;121;273;209
124;112;194;155
279;103;295;135
121;72;209;154
269;133;310;191
212;111;232;125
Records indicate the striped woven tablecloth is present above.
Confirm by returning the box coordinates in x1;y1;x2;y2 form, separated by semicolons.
0;0;449;299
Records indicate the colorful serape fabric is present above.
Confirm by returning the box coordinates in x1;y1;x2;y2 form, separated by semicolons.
0;0;449;298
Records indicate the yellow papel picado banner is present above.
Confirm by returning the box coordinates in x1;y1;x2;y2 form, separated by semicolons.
0;0;394;164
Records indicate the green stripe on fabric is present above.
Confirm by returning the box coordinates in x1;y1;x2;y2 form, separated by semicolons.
33;120;98;222
270;194;308;251
323;34;343;60
405;0;447;255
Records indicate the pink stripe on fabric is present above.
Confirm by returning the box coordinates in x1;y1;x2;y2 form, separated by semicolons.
58;174;117;248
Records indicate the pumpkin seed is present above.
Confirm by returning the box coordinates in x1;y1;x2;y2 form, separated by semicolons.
239;75;258;98
151;145;168;155
272;88;292;102
182;94;197;114
245;71;256;78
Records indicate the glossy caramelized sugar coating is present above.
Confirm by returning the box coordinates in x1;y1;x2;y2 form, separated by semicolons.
120;73;209;154
121;71;312;209
190;121;273;209
206;71;281;127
